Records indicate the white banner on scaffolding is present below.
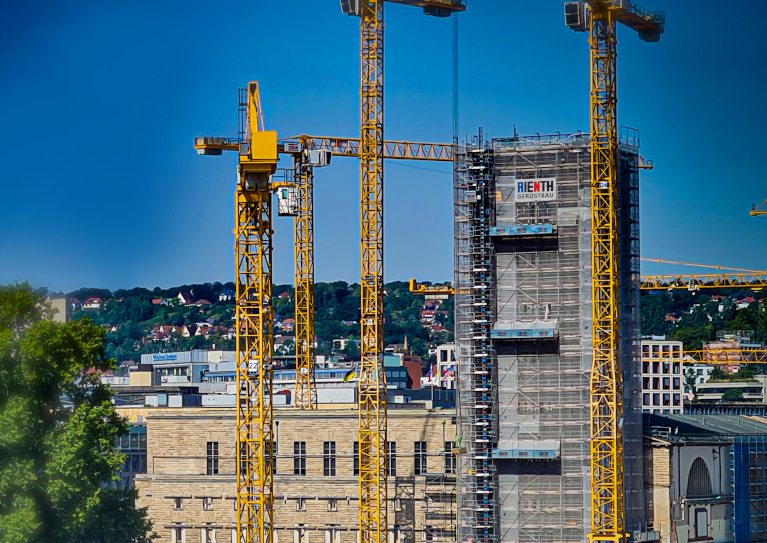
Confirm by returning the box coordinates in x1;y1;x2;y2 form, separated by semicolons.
514;177;557;202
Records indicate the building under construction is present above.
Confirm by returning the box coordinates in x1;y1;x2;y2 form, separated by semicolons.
454;130;648;543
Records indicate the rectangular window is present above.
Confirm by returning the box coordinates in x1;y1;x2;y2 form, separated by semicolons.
440;350;448;362
642;377;650;390
131;454;140;473
673;394;681;406
206;442;219;475
202;497;213;511
663;377;670;390
353;442;359;476
643;393;650;406
652;377;660;390
415;441;427;475
695;507;708;538
324;441;336;477
652;361;660;374
269;441;277;474
444;442;456;474
663;393;670;406
294;442;307;476
653;394;660;406
328;499;338;512
673;362;681;374
642;361;650;374
673;377;681;390
387;442;397;477
171;525;185;543
200;526;215;543
173;497;183;510
296;498;306;511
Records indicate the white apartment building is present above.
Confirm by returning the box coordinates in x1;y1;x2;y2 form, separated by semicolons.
641;337;684;414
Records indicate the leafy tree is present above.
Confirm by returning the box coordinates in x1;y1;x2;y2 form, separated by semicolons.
709;366;726;381
721;389;744;402
0;283;155;543
738;364;758;380
684;367;698;397
342;340;359;360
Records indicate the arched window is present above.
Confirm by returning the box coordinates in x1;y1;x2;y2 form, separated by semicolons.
687;457;712;497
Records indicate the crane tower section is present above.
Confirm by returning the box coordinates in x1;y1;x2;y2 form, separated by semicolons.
565;2;665;541
235;83;278;543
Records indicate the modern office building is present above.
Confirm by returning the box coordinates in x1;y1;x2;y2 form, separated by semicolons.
641;338;684;414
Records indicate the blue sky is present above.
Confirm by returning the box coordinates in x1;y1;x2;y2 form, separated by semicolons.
1;0;765;293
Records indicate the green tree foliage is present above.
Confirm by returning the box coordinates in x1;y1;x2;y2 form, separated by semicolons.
684;367;698;397
722;389;744;402
0;283;155;543
709;366;726;381
738;364;758;380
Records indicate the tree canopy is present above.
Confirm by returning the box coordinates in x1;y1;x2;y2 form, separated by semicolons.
0;283;155;543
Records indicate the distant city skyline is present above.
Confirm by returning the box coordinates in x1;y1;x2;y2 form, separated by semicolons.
2;1;766;293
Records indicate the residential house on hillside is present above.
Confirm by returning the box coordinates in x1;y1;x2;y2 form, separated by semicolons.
218;289;234;302
82;297;103;310
177;292;194;305
279;318;295;332
420;309;437;323
150;298;166;306
191;299;212;308
277;291;291;300
69;298;82;312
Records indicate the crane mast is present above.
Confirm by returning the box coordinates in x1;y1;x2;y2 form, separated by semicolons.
294;139;318;409
587;7;624;540
340;3;464;543
566;1;665;541
357;4;388;543
195;82;279;543
235;82;278;543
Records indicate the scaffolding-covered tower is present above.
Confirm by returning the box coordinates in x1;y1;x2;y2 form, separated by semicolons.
454;131;499;543
454;132;646;543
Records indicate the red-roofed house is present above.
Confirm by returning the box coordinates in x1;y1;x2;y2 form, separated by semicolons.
82;297;103;310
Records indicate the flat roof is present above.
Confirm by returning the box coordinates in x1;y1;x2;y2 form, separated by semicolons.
645;413;767;440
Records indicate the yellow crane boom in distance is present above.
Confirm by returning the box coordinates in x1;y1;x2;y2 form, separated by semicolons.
642;350;767;363
408;279;454;298
640;258;767;291
752;199;767;217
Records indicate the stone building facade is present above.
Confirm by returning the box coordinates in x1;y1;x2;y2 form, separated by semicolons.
135;407;457;543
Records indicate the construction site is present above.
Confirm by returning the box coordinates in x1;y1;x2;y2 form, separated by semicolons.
122;2;767;543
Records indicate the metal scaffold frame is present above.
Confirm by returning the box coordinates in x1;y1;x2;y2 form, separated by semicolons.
455;131;498;543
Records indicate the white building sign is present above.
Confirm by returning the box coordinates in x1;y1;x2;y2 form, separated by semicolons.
514;178;557;202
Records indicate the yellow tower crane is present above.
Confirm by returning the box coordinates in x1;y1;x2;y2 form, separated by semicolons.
752;199;767;217
338;3;465;543
565;2;666;541
196;83;280;543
